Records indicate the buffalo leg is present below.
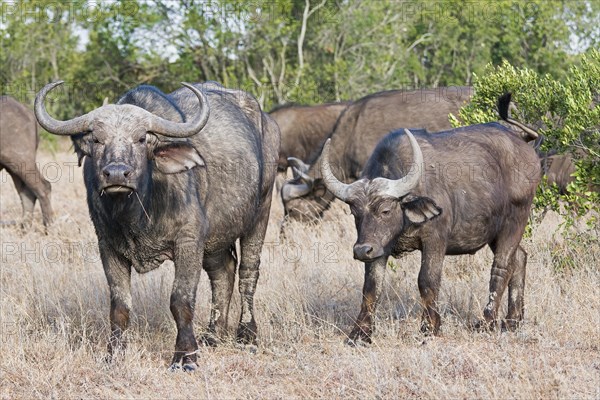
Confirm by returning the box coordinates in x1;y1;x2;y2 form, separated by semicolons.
504;245;527;331
202;248;236;345
170;241;202;371
8;171;36;229
11;164;54;227
418;247;445;335
484;233;523;328
101;247;132;360
348;257;387;344
237;196;272;345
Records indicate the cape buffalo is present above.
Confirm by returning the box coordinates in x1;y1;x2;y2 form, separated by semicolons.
0;96;54;228
269;101;350;171
320;93;540;343
281;86;473;223
530;117;584;195
542;153;575;194
35;81;279;371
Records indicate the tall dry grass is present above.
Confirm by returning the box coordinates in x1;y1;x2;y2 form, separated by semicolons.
1;145;599;399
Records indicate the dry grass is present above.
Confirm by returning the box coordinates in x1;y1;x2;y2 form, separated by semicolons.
1;144;599;399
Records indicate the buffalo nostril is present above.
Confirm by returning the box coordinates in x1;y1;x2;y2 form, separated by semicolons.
103;164;132;180
353;244;375;260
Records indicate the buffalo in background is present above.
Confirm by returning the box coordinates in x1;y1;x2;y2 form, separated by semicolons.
319;93;541;343
269;101;350;172
0;96;54;228
539;151;576;194
281;86;473;223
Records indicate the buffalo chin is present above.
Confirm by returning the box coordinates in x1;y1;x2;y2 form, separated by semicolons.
102;185;134;195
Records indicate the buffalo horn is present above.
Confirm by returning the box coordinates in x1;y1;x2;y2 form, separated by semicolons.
320;138;353;201
35;81;93;135
146;82;210;138
35;81;210;138
374;129;424;198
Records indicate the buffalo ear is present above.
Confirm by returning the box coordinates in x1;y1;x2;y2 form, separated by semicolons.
401;195;442;225
153;142;205;174
71;132;92;167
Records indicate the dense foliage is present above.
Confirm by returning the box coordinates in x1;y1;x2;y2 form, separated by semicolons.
2;0;599;112
452;50;599;222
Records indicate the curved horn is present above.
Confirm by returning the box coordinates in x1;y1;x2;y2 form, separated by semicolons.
374;129;424;198
287;157;312;182
35;81;93;135
505;117;539;141
147;82;210;138
320;138;353;201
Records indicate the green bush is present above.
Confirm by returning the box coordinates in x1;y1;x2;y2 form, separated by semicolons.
451;50;600;227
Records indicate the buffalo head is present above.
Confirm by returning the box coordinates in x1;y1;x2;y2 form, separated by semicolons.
35;81;209;195
320;129;441;261
280;157;332;222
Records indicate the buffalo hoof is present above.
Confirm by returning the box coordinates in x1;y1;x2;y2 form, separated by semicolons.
501;319;522;332
169;361;198;373
346;327;372;346
235;342;258;354
345;337;371;347
183;361;198;372
105;343;127;364
198;332;220;347
236;322;257;345
419;320;440;336
472;318;497;332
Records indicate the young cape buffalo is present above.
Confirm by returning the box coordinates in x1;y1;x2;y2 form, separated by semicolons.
35;81;279;371
0;96;54;228
320;93;540;343
281;86;473;223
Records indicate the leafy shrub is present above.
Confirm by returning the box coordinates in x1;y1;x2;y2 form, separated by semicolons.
451;50;600;227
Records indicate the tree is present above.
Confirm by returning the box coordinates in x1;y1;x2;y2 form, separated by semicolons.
317;0;600;99
2;0;598;114
1;0;79;107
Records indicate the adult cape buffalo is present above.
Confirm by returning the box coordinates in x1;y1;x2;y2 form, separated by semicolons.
320;93;540;343
269;101;350;171
281;86;473;223
35;81;279;371
0;96;54;228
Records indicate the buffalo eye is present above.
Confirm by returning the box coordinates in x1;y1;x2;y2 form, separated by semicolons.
138;136;146;144
381;209;391;216
93;137;102;144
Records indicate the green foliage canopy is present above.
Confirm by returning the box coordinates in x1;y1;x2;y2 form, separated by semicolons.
3;0;599;111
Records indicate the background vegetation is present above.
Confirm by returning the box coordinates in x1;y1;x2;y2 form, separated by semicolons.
2;0;599;111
